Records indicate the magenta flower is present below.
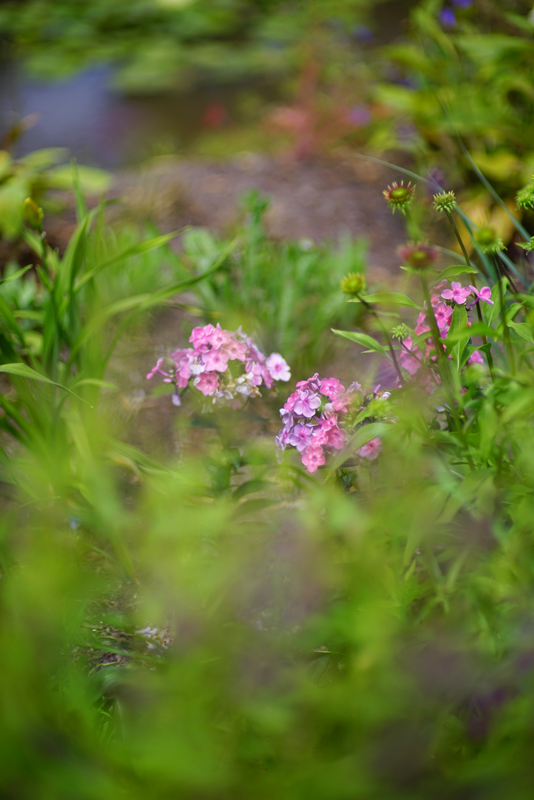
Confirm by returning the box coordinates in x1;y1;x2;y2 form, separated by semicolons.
296;373;321;392
357;437;382;461
468;350;484;365
202;348;230;372
146;358;168;380
399;338;422;376
266;353;291;382
469;285;494;305
195;372;219;396
319;377;345;400
434;302;453;330
301;444;326;473
441;282;471;304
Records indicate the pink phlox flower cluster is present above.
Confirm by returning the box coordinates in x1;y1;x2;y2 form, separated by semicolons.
147;324;290;407
277;375;363;472
399;279;492;381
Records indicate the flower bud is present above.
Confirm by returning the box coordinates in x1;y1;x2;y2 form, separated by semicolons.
518;236;534;253
341;272;366;296
398;241;438;270
23;197;43;231
433;191;456;213
475;226;504;254
383;181;415;214
516;177;534;211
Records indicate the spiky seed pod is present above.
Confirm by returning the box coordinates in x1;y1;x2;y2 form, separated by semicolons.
516;178;534;211
391;324;410;341
433;191;457;213
341;272;366;296
383;181;415;214
518;236;534;253
475;226;505;254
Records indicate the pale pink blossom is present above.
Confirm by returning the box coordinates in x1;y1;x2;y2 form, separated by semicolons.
207;324;232;349
189;324;215;350
266;353;291;382
399;338;422;375
202;348;230;372
441;282;471;304
357;437;382;461
301;444;326;473
195;372;219;396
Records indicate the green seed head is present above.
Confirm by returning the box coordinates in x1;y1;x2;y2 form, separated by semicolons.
516;178;534;211
433;191;456;213
391;324;410;341
518;236;534;253
475;226;505;254
341;272;366;296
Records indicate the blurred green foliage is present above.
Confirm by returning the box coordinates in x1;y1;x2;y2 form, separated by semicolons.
166;192;367;374
373;0;534;205
0;147;110;239
0;0;385;93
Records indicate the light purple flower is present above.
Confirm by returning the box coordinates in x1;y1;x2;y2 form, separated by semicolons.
293;388;322;418
441;281;471;304
288;423;315;453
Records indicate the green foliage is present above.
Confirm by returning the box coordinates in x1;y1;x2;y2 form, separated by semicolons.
373;0;534;203
0;148;110;239
168;193;367;373
0;0;384;92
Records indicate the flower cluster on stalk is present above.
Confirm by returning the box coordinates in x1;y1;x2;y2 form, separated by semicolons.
276;375;385;473
399;279;493;380
147;323;290;407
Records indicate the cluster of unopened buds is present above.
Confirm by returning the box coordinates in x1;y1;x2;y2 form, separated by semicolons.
399;280;493;381
276;374;383;473
147;324;290;406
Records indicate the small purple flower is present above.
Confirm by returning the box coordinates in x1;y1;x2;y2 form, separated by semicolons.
439;8;457;27
293;389;322;418
451;0;472;7
288;423;315;453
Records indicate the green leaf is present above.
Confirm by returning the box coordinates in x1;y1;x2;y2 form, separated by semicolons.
0;265;32;284
331;329;388;355
75;231;181;291
509;321;534;344
0;363;89;403
350;292;422;309
433;264;479;280
232;479;273;501
446;321;496;342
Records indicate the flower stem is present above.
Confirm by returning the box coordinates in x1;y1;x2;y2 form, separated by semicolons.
356;294;404;385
